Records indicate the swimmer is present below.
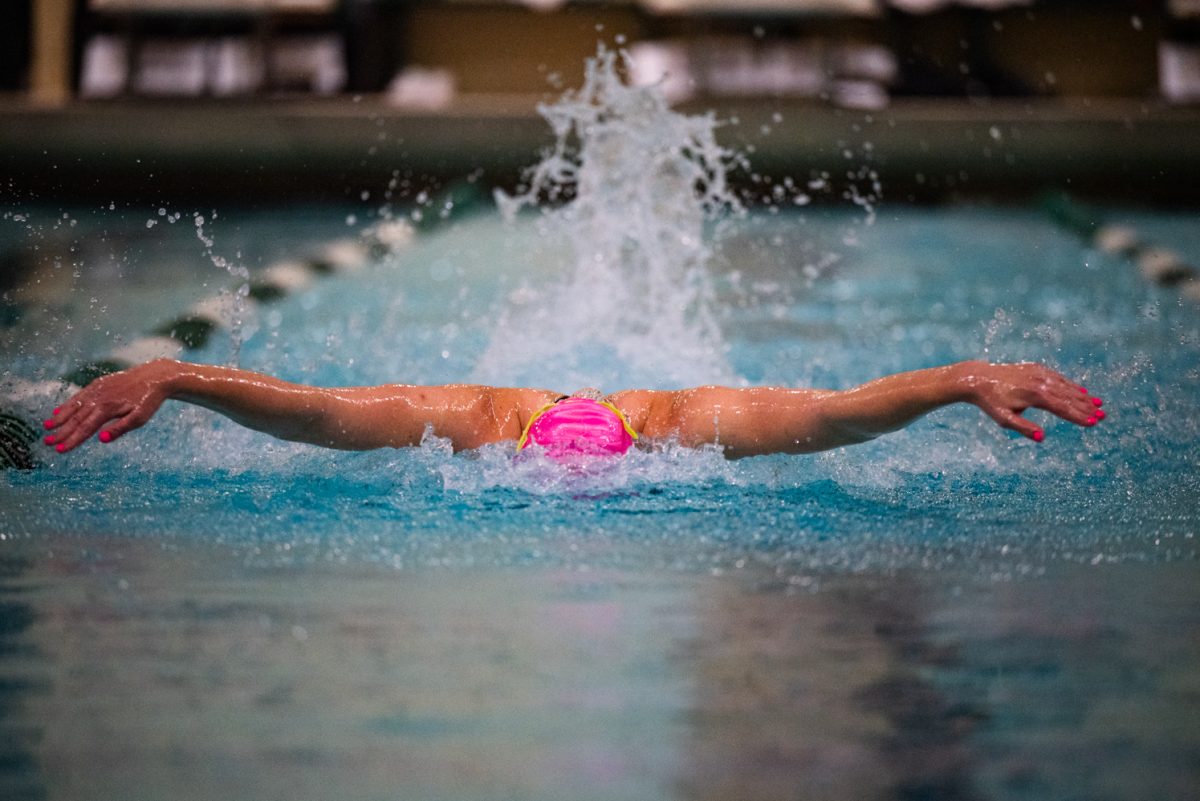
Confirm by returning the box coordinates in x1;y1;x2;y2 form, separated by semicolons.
40;358;1104;460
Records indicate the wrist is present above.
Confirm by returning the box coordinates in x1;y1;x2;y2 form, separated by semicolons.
148;359;187;399
948;360;988;404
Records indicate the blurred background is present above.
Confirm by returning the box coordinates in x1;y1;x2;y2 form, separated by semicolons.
1;0;1199;202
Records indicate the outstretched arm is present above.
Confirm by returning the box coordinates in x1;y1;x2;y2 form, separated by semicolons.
44;359;541;453
645;361;1103;458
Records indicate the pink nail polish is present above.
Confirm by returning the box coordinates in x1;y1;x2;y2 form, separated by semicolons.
42;419;54;429
1092;397;1103;407
55;443;66;453
1095;410;1106;420
99;431;113;443
53;407;61;415
1079;387;1088;394
44;435;55;445
1032;430;1045;443
1086;416;1097;426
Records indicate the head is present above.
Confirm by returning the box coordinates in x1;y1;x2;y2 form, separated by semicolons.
517;395;636;461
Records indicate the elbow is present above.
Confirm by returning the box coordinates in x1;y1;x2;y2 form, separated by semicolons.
831;423;881;445
811;407;885;450
282;398;340;446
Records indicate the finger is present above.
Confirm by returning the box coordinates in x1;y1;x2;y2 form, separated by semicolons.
1041;383;1104;429
98;409;153;443
1061;379;1099;412
48;404;67;425
987;407;1045;442
1053;373;1104;412
1051;373;1087;398
1031;388;1100;427
43;401;92;443
46;391;91;429
1079;394;1104;423
1021;370;1101;425
42;407;67;430
51;407;113;453
52;394;136;444
1064;376;1105;411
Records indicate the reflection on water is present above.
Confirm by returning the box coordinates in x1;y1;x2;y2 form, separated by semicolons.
0;552;46;801
2;534;1196;801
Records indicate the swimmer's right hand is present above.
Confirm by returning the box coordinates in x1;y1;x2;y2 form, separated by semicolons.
42;359;177;453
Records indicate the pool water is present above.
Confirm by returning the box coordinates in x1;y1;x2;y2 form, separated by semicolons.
1;201;1199;801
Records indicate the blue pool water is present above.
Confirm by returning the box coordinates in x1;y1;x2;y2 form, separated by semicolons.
1;200;1198;801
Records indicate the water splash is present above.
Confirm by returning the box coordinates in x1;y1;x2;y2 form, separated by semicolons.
192;211;256;363
474;47;743;391
435;436;735;496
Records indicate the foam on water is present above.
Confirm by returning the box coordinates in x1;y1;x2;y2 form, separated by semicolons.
435;437;735;497
476;47;742;390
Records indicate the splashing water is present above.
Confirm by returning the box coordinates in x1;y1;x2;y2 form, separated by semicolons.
192;210;258;363
474;47;743;391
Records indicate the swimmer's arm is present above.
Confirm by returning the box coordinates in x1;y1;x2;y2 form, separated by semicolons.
45;359;537;452
647;361;1101;458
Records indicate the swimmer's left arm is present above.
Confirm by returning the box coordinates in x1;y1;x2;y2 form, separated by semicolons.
647;361;1102;458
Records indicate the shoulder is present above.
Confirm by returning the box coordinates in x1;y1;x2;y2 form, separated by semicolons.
488;386;561;411
605;389;693;436
608;386;753;438
486;386;562;438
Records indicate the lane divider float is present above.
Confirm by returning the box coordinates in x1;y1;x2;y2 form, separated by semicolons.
0;179;488;469
1041;192;1200;303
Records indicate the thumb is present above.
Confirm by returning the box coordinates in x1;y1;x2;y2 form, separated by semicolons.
97;406;157;443
987;407;1045;442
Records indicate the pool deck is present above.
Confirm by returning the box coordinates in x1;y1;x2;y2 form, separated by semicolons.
2;95;1199;204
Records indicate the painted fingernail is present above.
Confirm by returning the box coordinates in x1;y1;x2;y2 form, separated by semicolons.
1086;416;1097;426
1092;397;1103;407
42;419;55;429
53;407;61;415
55;443;66;453
1079;387;1088;394
44;435;55;445
1095;410;1106;420
99;430;113;443
1032;430;1045;443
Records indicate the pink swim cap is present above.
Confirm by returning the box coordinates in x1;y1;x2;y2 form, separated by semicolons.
517;397;637;460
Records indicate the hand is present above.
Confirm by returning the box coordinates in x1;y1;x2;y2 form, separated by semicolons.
959;360;1104;441
43;359;177;453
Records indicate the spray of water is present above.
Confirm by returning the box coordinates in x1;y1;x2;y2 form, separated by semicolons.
474;47;743;391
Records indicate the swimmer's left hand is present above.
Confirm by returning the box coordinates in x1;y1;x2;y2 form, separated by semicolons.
43;360;175;453
958;360;1104;442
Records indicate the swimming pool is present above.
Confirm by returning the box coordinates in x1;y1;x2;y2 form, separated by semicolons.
2;54;1199;798
1;194;1197;801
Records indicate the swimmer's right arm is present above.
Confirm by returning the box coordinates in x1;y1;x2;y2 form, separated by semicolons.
44;359;539;453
